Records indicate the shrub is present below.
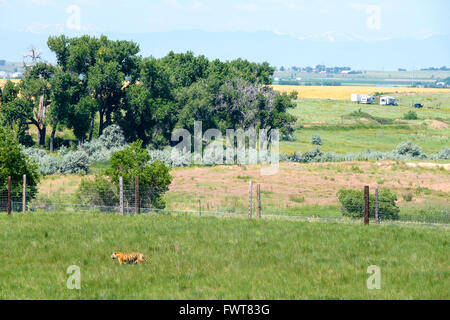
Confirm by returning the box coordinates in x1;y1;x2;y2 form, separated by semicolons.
311;134;323;146
107;141;172;209
337;188;399;220
79;126;126;163
38;155;61;175
402;193;413;202
301;147;323;163
394;141;426;159
436;146;450;160
77;175;119;207
59;150;90;174
22;147;61;175
98;125;126;149
403;111;418;120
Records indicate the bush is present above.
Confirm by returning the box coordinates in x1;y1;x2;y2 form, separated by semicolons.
403;111;418;120
394;141;426;159
0;127;39;201
106;141;172;209
79;125;126;163
77;175;119;207
59;150;90;174
436;146;450;160
301;147;323;163
98;125;126;149
402;193;413;202
311;134;323;146
337;188;399;220
38;154;62;175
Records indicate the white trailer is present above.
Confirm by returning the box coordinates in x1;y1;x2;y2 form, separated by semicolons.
360;95;375;104
380;96;397;106
352;94;375;104
351;94;362;102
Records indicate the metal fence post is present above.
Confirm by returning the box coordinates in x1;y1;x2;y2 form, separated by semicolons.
7;176;11;215
249;180;253;219
364;186;370;225
375;188;379;225
135;176;140;215
198;199;202;216
257;184;261;218
22;174;27;213
119;177;124;216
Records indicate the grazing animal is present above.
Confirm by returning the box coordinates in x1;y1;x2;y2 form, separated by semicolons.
111;252;146;265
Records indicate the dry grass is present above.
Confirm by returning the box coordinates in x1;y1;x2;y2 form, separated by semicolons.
165;162;449;212
36;162;449;218
271;85;450;100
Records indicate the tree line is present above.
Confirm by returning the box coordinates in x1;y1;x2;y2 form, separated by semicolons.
0;35;297;151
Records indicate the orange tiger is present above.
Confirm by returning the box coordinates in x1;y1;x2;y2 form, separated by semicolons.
111;252;146;265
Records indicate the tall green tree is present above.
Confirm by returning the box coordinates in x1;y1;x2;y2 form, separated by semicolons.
0;126;39;200
119;57;177;147
0;81;34;146
48;68;83;151
19;62;56;146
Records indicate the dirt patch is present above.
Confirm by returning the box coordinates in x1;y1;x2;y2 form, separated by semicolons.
166;162;450;211
425;120;449;129
405;163;450;171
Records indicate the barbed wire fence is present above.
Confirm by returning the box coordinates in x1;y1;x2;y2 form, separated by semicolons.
2;175;449;227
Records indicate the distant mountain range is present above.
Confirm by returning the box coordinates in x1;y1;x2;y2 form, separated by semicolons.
1;30;449;70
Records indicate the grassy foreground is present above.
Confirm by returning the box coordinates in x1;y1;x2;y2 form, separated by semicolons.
0;212;448;299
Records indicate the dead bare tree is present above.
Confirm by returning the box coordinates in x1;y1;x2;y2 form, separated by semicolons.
22;45;42;68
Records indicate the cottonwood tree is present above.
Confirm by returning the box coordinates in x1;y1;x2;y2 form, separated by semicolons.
15;63;55;147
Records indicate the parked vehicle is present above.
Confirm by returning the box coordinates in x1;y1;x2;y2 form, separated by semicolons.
351;94;374;104
380;96;398;106
414;104;424;109
360;95;375;104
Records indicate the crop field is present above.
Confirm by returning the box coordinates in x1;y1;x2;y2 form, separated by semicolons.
0;212;448;299
0;78;20;88
272;85;450;100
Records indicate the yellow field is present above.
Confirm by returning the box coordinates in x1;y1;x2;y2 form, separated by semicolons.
271;85;450;100
0;79;21;89
2;79;449;101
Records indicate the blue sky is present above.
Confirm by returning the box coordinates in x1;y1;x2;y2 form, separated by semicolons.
1;0;449;40
0;0;449;68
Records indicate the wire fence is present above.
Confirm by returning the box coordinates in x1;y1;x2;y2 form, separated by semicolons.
2;176;449;227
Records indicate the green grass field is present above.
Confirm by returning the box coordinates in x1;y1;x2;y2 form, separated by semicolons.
281;96;450;154
0;212;448;300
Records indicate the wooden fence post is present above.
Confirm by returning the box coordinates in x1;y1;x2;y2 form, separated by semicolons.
198;199;202;216
364;186;370;225
257;184;261;218
7;176;11;215
375;188;379;225
135;176;140;214
22;175;27;213
119;177;124;215
248;180;253;219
